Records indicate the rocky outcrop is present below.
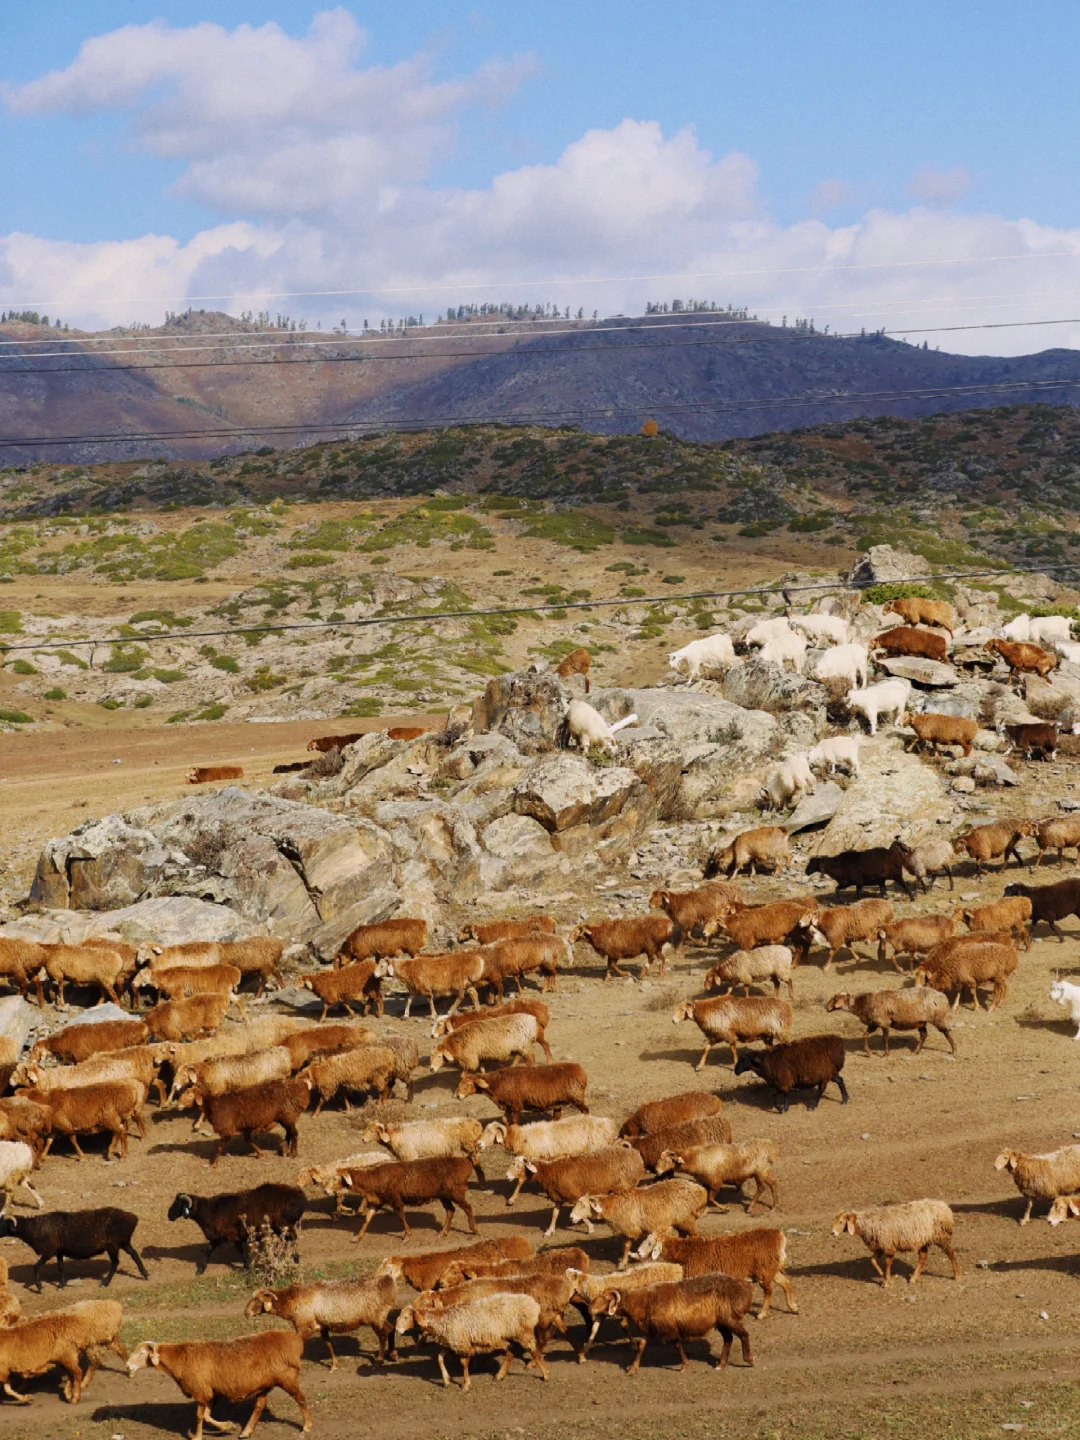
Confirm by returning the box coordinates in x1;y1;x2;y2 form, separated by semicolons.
470;667;572;754
813;743;952;856
721;658;828;718
847;544;929;587
31;816;178;911
512;754;656;855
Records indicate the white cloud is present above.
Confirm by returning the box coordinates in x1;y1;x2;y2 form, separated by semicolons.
907;165;974;208
810;179;854;216
3;15;1080;358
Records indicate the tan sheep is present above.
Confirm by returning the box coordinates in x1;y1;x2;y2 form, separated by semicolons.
144;993;238;1042
39;942;133;1008
705;826;792;879
649;885;745;938
704;945;794;997
832;1200;960;1287
902;711;977;758
957;895;1032;950
914;940;1019;1011
375;1237;533;1293
952;820;1035;876
620;1092;723;1138
375;952;485;1020
478;1115;619;1178
395;1293;545;1392
628;1115;735;1173
570;916;679;980
299;1044;396;1114
826;988;956;1056
994;1145;1080;1224
338;917;428;966
24;1080;145;1162
656;1139;779;1211
901;838;957;893
567;1262;684;1353
504;1146;645;1235
1031;816;1080;869
570;1179;708;1268
428;1013;539;1073
672;996;792;1068
799;897;894;968
458;917;557;945
245;1274;398;1368
709;897;819;954
361;1117;483;1162
876;915;956;972
299;961;382;1020
644;1230;796;1320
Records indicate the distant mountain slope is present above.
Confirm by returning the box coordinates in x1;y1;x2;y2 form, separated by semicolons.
2;311;1080;463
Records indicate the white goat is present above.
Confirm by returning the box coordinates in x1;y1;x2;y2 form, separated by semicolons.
1050;979;1080;1039
813;642;868;690
562;700;638;755
1030;616;1072;644
1001;615;1031;642
846;678;911;735
789;613;850;646
761;752;815;811
1053;640;1080;665
746;617;793;648
668;634;736;681
759;632;807;674
807;735;860;776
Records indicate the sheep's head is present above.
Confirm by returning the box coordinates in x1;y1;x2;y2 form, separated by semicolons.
995;1150;1018;1172
427;1049;447;1074
567;926;585;945
166;1193;194;1222
394;1307;416;1336
648;890;670;911
654;1150;681;1176
504;1156;528;1183
604;1290;624;1316
568;1195;599;1230
671;1002;693;1024
374;960;394;979
126;1341;159;1374
245;1290;276;1318
0;1217;17;1240
1047;1197;1080;1226
732;1052;765;1078
825;994;852;1014
831;1213;858;1237
376;1257;404;1281
455;1073;484;1098
478;1122;506;1150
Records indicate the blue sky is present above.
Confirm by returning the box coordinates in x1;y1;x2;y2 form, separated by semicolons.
2;3;1079;345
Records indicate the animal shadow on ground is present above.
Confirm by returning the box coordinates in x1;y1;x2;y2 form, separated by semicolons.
93;1402;304;1437
952;1197;1026;1221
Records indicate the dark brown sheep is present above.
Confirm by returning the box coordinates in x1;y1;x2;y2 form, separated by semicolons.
733;1034;848;1113
343;1157;477;1241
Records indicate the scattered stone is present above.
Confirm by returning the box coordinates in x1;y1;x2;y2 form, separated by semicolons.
878;657;957;687
952;777;976;793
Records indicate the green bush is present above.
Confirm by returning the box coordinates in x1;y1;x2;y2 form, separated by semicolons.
0;708;32;723
8;659;36;674
43;687;65;700
860;581;934;606
788;514;833;532
210;655;240;674
285;553;334;569
167;710;192;724
246;667;285;693
133;695;153;709
0;611;21;634
340;695;383;717
621;527;675;548
194;703;228;721
738;521;779;537
102;644;149;673
662;575;686;585
99;698;123;710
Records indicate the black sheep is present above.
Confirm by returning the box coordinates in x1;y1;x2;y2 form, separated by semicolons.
168;1183;305;1273
1004;878;1080;941
806;841;914;900
734;1034;848;1113
0;1206;148;1291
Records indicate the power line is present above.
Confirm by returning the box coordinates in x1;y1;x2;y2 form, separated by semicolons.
0;562;1068;657
4;373;1080;452
4;247;1079;311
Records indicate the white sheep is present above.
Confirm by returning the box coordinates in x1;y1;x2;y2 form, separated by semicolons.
832;1199;960;1287
761;752;815;811
0;1141;43;1214
806;735;860;777
788;613;850;646
1050;979;1080;1039
395;1294;546;1391
1001;614;1031;642
813;642;868;690
846;678;911;735
746;617;793;647
995;1145;1080;1224
562;700;637;755
759;632;807;673
668;634;736;681
1030;615;1072;644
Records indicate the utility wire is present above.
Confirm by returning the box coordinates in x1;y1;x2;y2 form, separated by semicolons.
0;562;1070;656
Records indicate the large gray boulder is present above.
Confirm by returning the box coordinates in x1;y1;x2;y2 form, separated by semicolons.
512;754;649;836
471;667;572;754
722;658;828;718
31;815;179;911
878;657;957;688
813;744;951;856
6;897;245;946
848;544;928;587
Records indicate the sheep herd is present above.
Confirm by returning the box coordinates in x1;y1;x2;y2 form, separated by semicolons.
4;592;1080;1427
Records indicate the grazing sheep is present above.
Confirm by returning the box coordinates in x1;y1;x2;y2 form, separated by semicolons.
126;1332;311;1440
902;711;978;758
877;915;956;972
570;916;680;981
298;1045;396;1115
954;820;1034;876
656;1139;779;1211
806;843;914;900
789;612;850;646
733;1035;848;1113
1050;979;1080;1038
395;1293;546;1392
362;1118;483;1162
759;631;808;673
994;1146;1080;1224
376;1237;533;1294
606;1274;754;1372
628;1116;735;1173
343;1157;477;1241
1031;816;1080;869
245;1274;397;1368
883;597;955;632
668;634;736;682
958;896;1032;950
812;643;868;691
456;1063;589;1123
620;1092;723;1139
705;826;792;879
846;678;911;734
760;752;815;812
506;1146;645;1235
832;1200;960;1287
673;996;792;1069
429;1013;539;1073
1046;1195;1080;1225
914;940;1019;1011
1001;720;1059;761
555;646;592;691
568;1262;684;1353
826;988;956;1056
0;1207;147;1291
570;1180;708;1268
479;1115;619;1176
806;734;861;777
459;917;557;945
1004;877;1080;940
376;952;485;1021
645;1230;796;1319
746;617;793;647
560;700;637;755
901;839;957;893
197;1077;311;1166
0;1142;42;1215
299;962;382;1021
985;637;1058;681
704;945;794;998
168;1185;305;1273
338;917;427;966
799;898;894;968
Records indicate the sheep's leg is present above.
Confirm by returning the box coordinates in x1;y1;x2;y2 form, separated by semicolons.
101;1247;121;1287
881;1253;894;1288
402;995;413;1019
352;1204;378;1242
69;1133;86;1160
238;1394;267;1439
19;1176;43;1208
2;1382;32;1404
861;1025;875;1058
910;1247;929;1285
458;1356;472;1393
1022;925;1032;952
617;1237;634;1270
1020;1197;1033;1226
437;1200;456;1238
125;1241;150;1281
538;1035;554;1062
627;1336;648;1375
733;1320;753;1367
913;1025;927;1056
543;1204;561;1238
695;1041;712;1071
436;1351;453;1388
834;1075;849;1105
942;1242;962;1280
881;1027;891;1058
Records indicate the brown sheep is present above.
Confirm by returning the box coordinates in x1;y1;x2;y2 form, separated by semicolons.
298;1045;396;1114
244;1274;398;1368
0;938;47;1006
953;819;1034;876
0;1099;51;1162
620;1092;723;1138
673;996;792;1069
135;963;242;1005
1031;816;1080;869
186;765;244;784
376;952;485;1020
649;885;745;938
439;1246;588;1289
25;1080;146;1162
376;1236;533;1292
337;917;427;967
957;896;1032;950
570;915;680;980
458;917;556;945
877;915;956;972
299;961;382;1020
647;1230;796;1319
198;1077;311;1166
343;1157;477;1241
656;1138;779;1212
279;1023;376;1072
798;898;893;968
873;627;948;662
478;935;566;998
1004;878;1080;940
827;988;956;1056
39;942;133;1009
883;597;956;632
914;941;1019;1011
606;1274;754;1372
144;994;237;1042
434;999;551;1063
555;646;591;691
1001;721;1059;761
705;827;792;879
902;711;978;758
733;1035;847;1113
629;1115;734;1172
308;732;364;752
985;637;1058;680
708;897;819;955
456;1063;588;1123
506;1146;644;1236
30;1019;148;1066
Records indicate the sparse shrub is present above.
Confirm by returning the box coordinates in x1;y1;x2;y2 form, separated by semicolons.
210;655;240;673
341;696;383;717
0;611;21;634
0;708;32;724
44;687;66;700
860;581;934;605
246;667;285;693
194;703;228;721
134;696;152;709
242;1218;300;1289
309;747;345;777
99;698;123;710
8;659;35;674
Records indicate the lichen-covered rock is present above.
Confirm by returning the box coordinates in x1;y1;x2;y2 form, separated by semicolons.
848;544;929;587
721;658;828;718
512;754;648;834
814;746;951;856
471;667;572;754
30;815;176;911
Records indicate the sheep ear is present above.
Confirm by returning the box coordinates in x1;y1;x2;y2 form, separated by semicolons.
525;1159;537;1173
606;1291;622;1314
844;1217;856;1235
